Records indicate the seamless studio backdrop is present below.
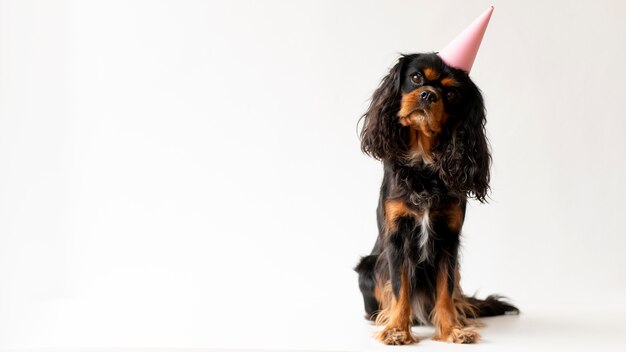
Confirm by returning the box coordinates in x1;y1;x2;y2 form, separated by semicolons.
1;0;626;351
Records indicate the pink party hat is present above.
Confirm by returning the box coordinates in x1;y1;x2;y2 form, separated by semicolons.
438;6;494;73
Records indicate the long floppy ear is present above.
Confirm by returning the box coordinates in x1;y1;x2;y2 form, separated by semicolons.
436;81;491;202
360;56;410;162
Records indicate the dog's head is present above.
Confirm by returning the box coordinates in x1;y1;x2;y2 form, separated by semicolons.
360;53;491;201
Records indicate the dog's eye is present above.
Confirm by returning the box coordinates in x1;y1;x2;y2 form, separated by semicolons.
446;91;457;100
410;73;423;84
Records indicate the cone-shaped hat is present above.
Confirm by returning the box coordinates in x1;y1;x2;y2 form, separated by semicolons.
437;6;494;73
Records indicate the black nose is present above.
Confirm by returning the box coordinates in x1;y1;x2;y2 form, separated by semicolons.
420;90;438;103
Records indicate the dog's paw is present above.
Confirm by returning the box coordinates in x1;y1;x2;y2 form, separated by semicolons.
449;326;480;344
377;327;418;345
433;326;480;344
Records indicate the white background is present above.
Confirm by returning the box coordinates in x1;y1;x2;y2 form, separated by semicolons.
1;0;626;351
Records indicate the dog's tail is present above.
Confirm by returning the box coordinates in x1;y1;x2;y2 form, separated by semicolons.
463;294;519;317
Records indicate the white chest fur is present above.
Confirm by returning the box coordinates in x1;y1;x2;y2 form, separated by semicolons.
418;209;433;263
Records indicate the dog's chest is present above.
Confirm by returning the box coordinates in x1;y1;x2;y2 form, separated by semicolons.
417;208;433;263
384;197;463;263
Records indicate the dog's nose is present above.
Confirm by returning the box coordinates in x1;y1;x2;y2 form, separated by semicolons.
420;90;438;103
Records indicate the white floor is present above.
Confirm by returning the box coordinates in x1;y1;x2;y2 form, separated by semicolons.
294;304;626;352
2;304;625;352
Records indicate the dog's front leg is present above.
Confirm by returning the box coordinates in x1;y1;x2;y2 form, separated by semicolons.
432;260;479;343
375;230;418;345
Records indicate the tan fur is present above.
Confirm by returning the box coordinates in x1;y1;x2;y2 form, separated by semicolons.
383;199;427;232
383;200;411;232
375;271;418;345
374;282;384;304
432;264;456;340
447;327;481;344
423;67;440;80
452;269;481;327
432;265;480;343
398;88;448;135
440;77;459;87
373;282;392;326
398;89;448;164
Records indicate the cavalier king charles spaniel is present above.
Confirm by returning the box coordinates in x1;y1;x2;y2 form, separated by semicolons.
355;53;518;345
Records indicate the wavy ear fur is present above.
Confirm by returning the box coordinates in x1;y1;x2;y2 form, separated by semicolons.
435;80;491;202
360;55;411;162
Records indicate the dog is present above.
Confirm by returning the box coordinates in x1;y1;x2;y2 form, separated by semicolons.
355;53;518;345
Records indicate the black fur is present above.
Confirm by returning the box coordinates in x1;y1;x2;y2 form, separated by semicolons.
466;295;520;317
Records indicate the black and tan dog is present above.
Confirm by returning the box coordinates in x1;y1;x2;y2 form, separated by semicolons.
355;52;518;345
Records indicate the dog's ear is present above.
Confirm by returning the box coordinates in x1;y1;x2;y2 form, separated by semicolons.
360;55;410;162
436;81;491;202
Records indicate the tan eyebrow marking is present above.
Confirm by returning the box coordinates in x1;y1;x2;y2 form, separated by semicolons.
440;77;459;87
423;67;440;81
